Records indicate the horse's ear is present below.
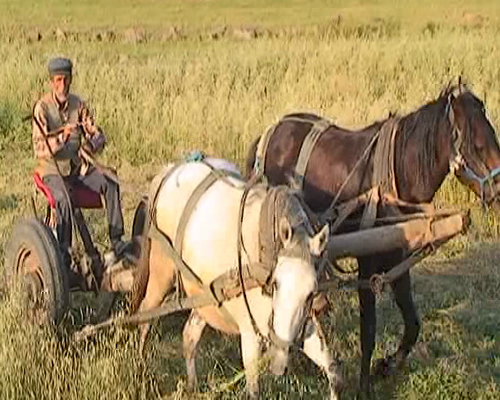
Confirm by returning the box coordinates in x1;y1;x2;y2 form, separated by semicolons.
458;75;468;94
309;224;329;256
441;79;453;98
447;79;453;91
279;217;293;247
447;92;455;106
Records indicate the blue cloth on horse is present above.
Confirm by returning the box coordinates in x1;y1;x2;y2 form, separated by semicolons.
185;150;206;163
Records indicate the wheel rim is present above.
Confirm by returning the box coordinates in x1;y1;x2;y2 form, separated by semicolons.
15;244;50;321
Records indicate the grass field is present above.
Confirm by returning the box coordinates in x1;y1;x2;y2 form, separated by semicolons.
1;0;500;399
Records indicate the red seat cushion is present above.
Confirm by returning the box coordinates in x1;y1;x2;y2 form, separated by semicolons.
33;173;102;209
33;172;57;209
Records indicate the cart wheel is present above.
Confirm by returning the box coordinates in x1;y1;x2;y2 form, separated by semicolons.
4;218;69;326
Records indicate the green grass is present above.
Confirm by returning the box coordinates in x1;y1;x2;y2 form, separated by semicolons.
1;0;500;398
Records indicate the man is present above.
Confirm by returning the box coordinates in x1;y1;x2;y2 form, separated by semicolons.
32;57;130;271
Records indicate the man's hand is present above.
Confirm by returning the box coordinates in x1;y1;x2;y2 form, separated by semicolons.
82;119;99;137
61;123;77;142
81;107;98;137
84;122;98;137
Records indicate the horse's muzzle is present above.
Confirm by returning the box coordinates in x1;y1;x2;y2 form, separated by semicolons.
266;345;289;376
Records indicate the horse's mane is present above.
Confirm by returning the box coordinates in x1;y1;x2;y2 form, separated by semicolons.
283;111;387;135
393;84;465;191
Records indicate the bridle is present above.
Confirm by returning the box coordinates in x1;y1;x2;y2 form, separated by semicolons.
264;220;318;353
237;184;319;354
446;93;500;205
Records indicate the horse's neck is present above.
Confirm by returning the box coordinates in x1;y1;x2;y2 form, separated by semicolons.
395;114;452;203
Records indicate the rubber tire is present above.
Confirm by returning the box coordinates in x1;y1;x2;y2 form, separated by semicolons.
4;218;69;326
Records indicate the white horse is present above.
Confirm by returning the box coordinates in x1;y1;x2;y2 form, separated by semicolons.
131;157;342;399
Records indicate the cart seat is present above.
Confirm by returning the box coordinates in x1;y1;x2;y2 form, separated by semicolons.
33;172;103;209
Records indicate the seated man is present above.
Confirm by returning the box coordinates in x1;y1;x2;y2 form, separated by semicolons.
32;57;131;270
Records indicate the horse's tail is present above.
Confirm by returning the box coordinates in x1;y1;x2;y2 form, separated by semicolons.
244;135;260;180
130;201;153;313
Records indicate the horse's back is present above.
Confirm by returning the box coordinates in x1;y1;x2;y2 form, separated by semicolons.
152;158;269;335
153;158;266;282
247;114;382;210
154;160;244;246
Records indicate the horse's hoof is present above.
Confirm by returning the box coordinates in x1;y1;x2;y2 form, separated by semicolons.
372;356;397;377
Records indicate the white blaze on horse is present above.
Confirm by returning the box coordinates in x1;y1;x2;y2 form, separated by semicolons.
131;157;342;399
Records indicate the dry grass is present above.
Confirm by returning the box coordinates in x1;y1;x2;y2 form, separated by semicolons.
1;0;500;399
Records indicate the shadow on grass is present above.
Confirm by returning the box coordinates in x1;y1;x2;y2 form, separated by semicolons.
379;239;500;397
417;241;500;387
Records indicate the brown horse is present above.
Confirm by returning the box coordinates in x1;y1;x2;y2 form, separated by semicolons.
245;82;500;397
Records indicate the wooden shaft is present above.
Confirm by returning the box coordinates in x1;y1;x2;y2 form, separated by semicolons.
340;208;462;227
326;212;467;260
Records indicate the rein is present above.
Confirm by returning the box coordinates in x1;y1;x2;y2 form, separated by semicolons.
236;175;269;346
324;128;381;212
32;106;81;245
236;174;301;353
28;111;144;196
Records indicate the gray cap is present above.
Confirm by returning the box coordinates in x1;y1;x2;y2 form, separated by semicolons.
48;57;72;76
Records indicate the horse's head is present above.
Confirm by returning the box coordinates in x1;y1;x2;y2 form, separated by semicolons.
446;81;500;206
264;191;329;375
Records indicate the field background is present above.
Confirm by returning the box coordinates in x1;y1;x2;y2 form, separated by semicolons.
1;0;500;399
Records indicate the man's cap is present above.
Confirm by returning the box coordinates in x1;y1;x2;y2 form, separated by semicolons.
48;57;72;76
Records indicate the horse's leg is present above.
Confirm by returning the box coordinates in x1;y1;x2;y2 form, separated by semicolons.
357;257;376;399
301;314;342;400
374;271;420;375
240;330;262;400
392;272;420;365
137;241;176;355
93;292;118;324
182;310;207;392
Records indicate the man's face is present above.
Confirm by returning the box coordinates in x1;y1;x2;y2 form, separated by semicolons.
50;74;72;102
